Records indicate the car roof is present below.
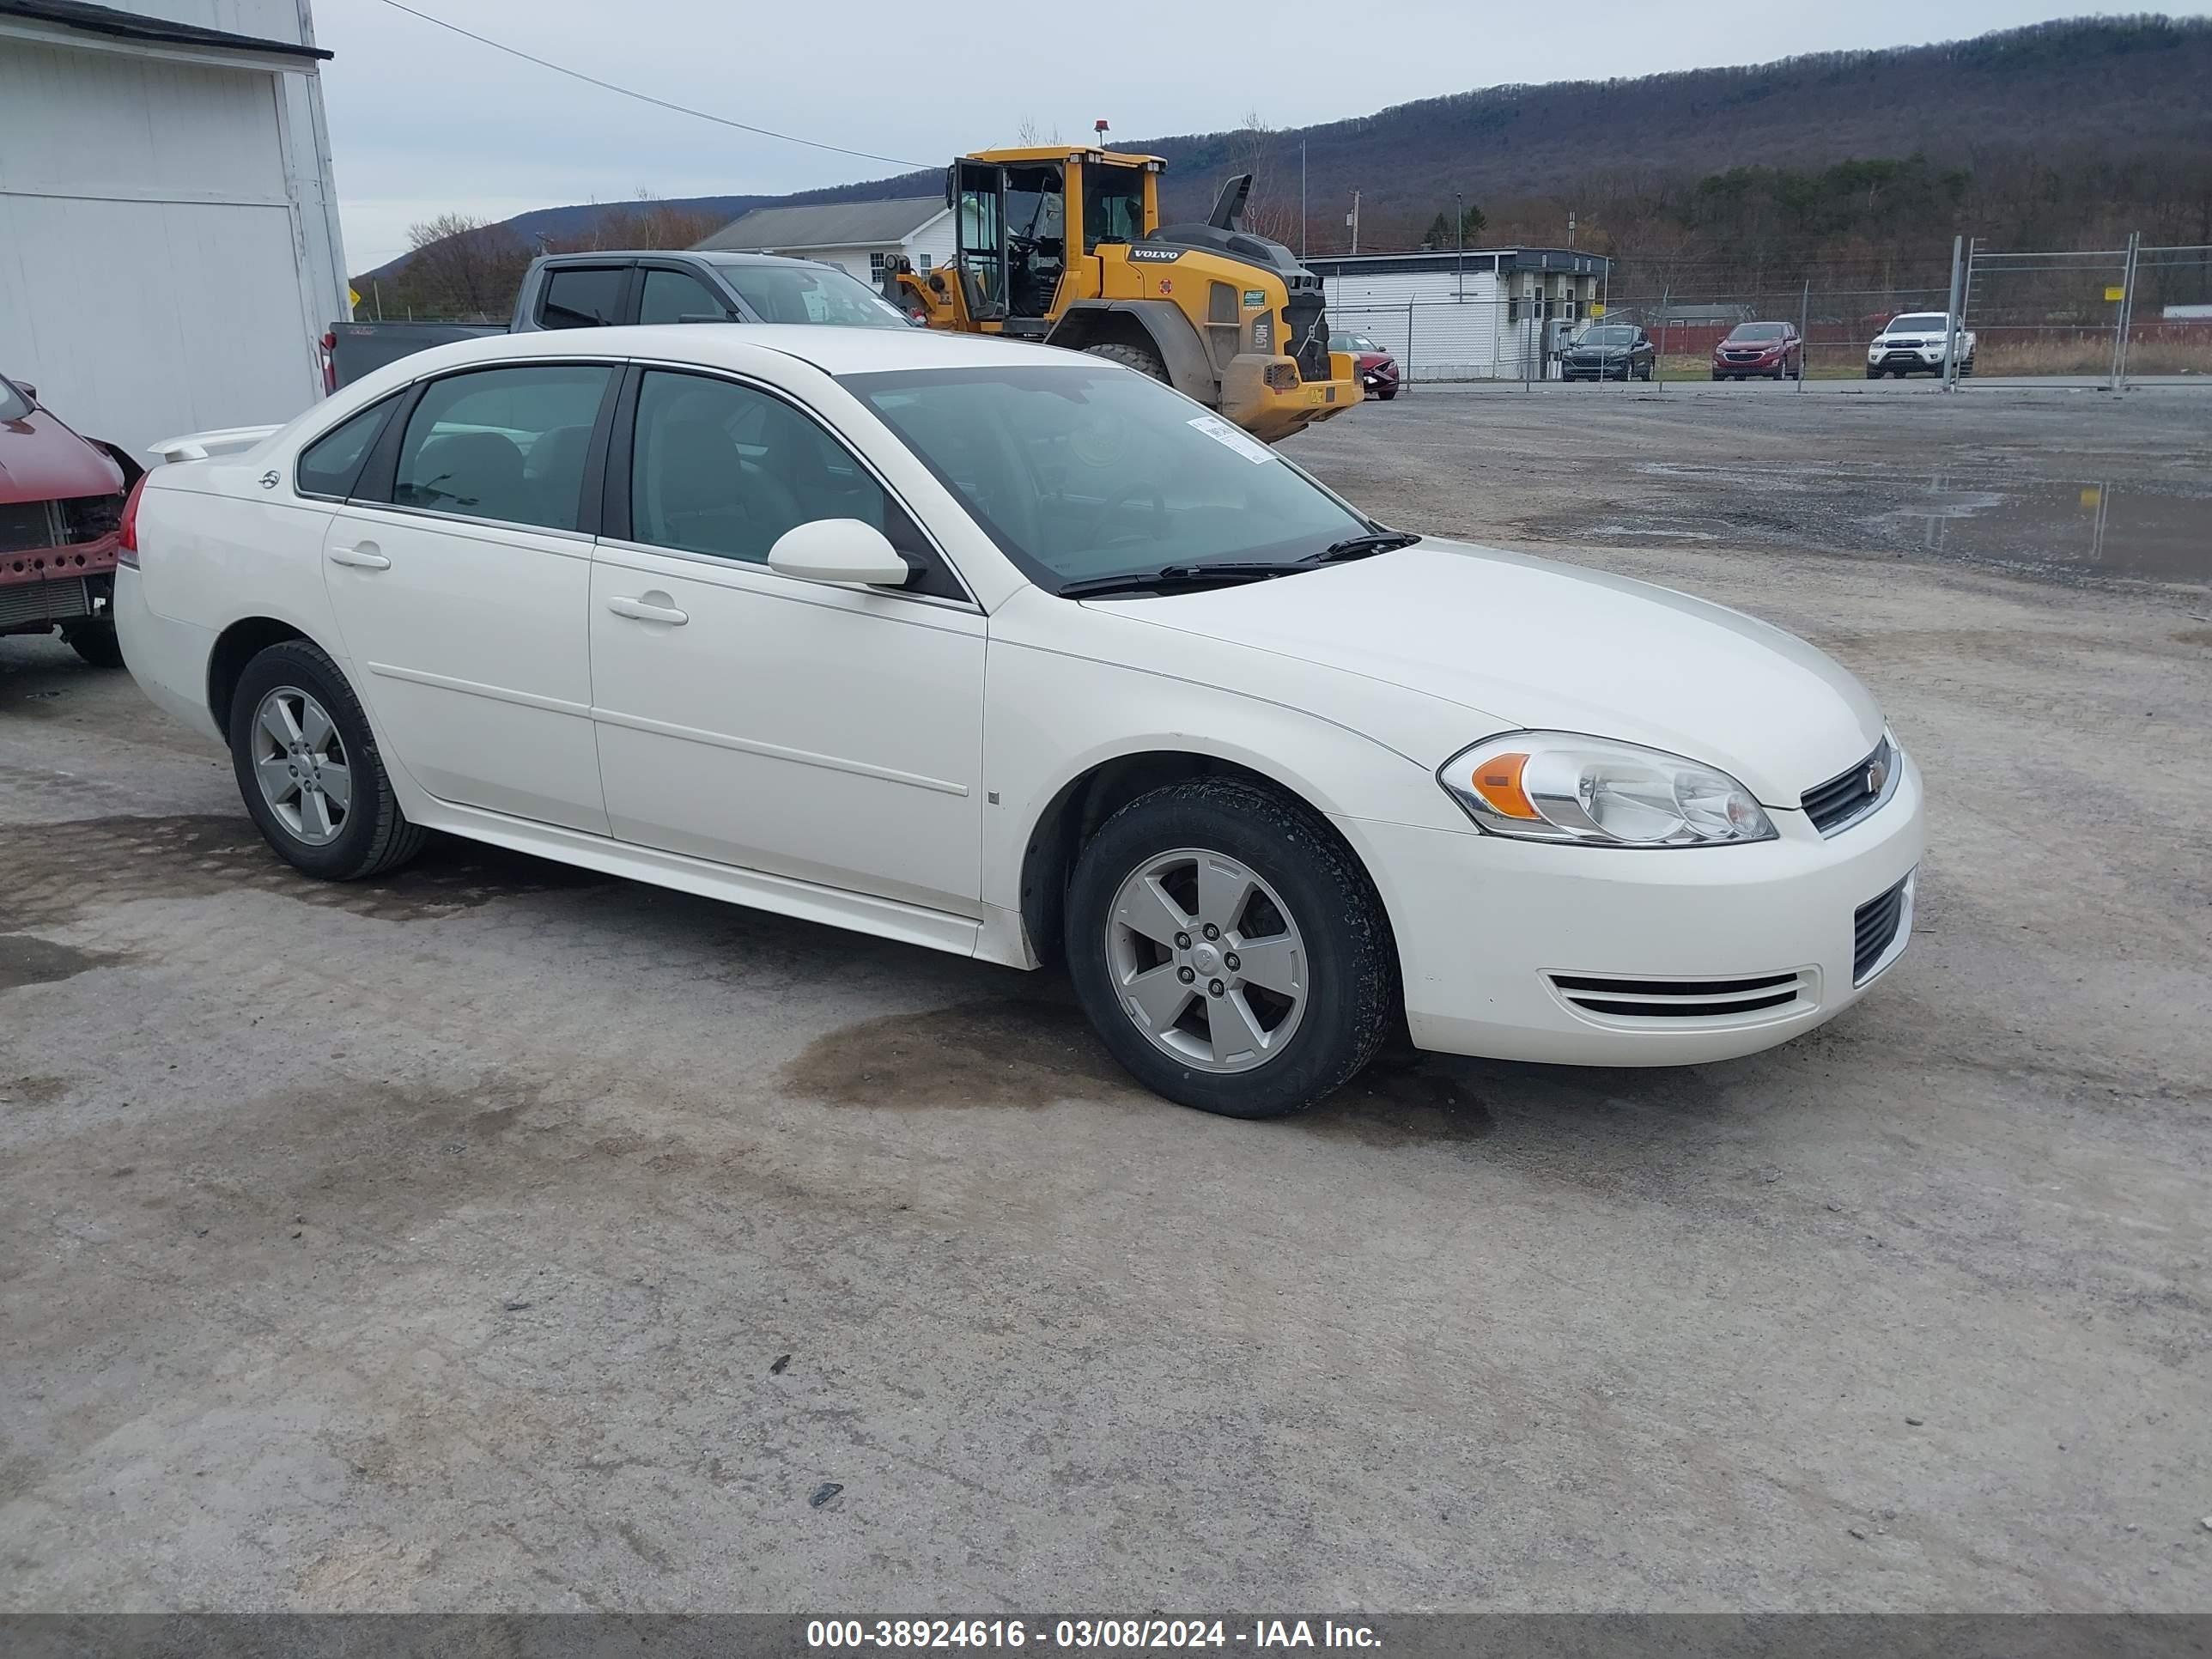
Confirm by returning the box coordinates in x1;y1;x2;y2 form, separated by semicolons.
391;323;1071;381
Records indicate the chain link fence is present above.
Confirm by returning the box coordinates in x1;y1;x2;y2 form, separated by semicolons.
1322;240;2212;390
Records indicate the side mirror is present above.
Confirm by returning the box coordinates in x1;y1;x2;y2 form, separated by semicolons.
15;382;36;404
767;518;911;587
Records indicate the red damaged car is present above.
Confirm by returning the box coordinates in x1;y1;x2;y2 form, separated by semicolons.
1;372;137;666
1330;331;1400;400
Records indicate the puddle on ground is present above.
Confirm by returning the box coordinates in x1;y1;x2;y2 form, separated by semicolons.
785;996;1497;1143
0;812;605;929
0;933;125;991
1883;478;2211;583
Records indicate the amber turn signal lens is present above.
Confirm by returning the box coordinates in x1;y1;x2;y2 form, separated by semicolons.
1470;752;1540;819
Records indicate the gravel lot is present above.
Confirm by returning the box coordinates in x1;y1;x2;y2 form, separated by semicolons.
3;383;2208;1613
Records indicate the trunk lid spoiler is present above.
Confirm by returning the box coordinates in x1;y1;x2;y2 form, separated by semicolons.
148;424;283;465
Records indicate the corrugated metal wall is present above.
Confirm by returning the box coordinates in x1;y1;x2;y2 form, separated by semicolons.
1322;270;1536;380
0;17;345;455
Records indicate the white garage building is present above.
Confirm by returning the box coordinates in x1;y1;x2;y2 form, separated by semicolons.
1309;247;1612;381
0;0;348;457
694;198;957;289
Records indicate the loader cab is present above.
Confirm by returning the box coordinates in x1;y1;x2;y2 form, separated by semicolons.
948;148;1161;333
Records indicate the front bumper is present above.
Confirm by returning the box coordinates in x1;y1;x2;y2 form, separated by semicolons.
1561;357;1638;380
1335;750;1924;1066
1872;349;1946;371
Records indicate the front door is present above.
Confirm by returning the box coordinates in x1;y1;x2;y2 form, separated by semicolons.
587;367;986;914
321;361;617;833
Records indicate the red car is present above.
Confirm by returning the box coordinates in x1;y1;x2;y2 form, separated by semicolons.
1;373;137;666
1331;331;1400;399
1711;321;1803;380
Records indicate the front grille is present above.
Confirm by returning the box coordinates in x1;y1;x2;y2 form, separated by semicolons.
1854;875;1911;982
1548;969;1808;1022
1802;738;1895;836
0;499;58;553
61;493;124;542
0;576;92;629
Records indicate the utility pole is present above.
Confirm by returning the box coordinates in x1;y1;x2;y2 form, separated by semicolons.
1300;140;1308;259
1567;210;1577;249
1346;191;1360;256
1455;191;1465;300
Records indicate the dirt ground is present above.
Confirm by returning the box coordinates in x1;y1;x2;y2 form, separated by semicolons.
2;382;2208;1613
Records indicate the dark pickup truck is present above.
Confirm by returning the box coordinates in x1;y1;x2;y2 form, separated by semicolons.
327;250;916;389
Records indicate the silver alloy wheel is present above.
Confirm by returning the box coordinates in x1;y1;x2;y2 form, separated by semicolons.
1104;847;1308;1073
250;684;352;847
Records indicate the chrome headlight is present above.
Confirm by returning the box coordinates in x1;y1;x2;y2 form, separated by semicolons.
1438;732;1778;848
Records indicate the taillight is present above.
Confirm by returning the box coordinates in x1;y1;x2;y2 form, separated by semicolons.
117;475;148;568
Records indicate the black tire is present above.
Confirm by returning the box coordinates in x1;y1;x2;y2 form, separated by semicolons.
1064;778;1396;1119
1083;341;1169;382
1376;386;1397;400
1866;368;1882;380
63;619;125;668
228;638;428;881
1638;363;1653;381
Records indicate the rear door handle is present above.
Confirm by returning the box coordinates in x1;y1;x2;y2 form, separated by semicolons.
606;595;689;625
329;543;389;569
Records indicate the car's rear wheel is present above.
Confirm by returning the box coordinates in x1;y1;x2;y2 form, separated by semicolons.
1065;779;1395;1119
62;619;125;667
228;639;428;881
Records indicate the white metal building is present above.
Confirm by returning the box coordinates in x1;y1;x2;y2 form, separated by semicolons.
694;198;956;288
0;0;348;457
1308;248;1612;381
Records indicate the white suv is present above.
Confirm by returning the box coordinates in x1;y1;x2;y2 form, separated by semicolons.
1868;313;1976;379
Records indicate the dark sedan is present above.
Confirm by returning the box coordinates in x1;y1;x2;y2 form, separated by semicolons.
1712;321;1803;380
1329;331;1399;399
1561;325;1654;382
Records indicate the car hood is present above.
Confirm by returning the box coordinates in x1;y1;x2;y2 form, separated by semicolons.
0;410;123;502
1355;352;1395;370
1087;541;1883;803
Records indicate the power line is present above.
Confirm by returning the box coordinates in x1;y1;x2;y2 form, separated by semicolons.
366;0;932;173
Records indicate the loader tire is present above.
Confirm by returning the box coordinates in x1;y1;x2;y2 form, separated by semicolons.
1084;342;1170;382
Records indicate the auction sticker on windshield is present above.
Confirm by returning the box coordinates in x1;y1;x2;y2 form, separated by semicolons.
1188;414;1276;464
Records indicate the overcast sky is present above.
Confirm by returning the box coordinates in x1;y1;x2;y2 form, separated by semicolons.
319;0;2190;270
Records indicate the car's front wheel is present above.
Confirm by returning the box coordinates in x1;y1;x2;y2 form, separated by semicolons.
1065;779;1395;1119
228;639;428;881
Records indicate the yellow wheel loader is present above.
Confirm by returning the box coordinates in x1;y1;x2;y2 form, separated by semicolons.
883;147;1358;443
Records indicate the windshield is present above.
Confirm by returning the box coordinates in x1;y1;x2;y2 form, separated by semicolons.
712;261;913;329
1577;326;1638;346
1889;315;1948;333
1725;323;1790;342
1330;334;1382;352
842;364;1371;592
0;376;29;422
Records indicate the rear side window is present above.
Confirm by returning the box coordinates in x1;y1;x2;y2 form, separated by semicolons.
390;364;613;531
538;267;626;329
295;397;397;499
639;269;728;325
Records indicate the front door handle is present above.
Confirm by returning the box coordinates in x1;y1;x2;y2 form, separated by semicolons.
606;595;689;625
329;543;389;570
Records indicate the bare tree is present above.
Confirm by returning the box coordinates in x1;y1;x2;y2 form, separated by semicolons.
1226;111;1300;246
399;213;531;319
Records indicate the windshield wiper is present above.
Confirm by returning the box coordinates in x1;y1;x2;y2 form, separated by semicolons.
1309;531;1422;562
1057;563;1315;599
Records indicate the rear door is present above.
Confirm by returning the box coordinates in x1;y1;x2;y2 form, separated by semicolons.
320;360;618;832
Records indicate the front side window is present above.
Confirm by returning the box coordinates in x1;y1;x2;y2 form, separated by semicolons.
1081;164;1146;252
843;364;1370;593
626;369;934;579
295;396;398;499
639;269;727;325
713;262;912;329
538;267;627;329
391;364;613;530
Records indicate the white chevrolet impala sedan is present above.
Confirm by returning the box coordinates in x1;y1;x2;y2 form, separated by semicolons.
117;326;1921;1119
